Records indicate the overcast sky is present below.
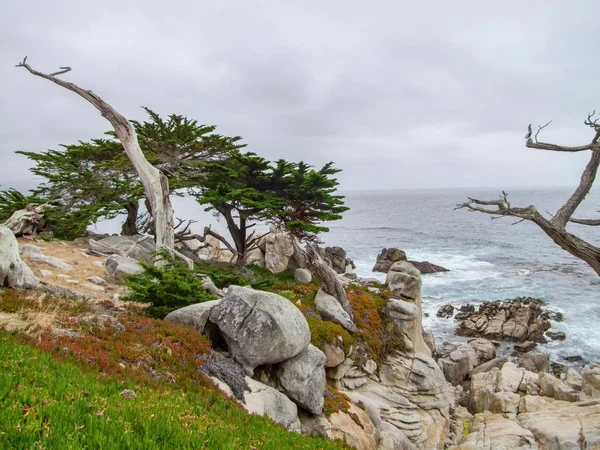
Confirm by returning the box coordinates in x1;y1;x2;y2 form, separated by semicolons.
1;1;599;192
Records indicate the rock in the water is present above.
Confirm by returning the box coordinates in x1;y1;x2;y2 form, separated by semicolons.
385;261;421;300
546;331;566;341
372;247;407;273
437;304;454;318
243;377;301;432
315;288;357;333
105;255;143;283
89;235;156;263
514;341;537;353
164;300;222;334
278;344;326;414
294;268;312;284
456;297;551;344
208;286;310;374
407;260;449;274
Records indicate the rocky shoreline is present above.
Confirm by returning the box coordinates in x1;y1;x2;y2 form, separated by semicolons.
2;225;599;449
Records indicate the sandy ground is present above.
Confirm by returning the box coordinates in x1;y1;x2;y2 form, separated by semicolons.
17;236;129;301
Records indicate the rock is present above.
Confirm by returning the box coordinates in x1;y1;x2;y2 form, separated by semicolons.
564;368;582;391
201;352;248;401
329;403;378;450
546;331;566;341
456;297;551;344
278;344;326;415
86;275;106;285
89;235;155;263
378;421;419;450
82;283;104;292
164;300;222;334
498;362;524;393
93;260;104;268
105;255;143;283
468;338;496;364
372;248;407;273
27;254;73;271
518;399;600;449
437;343;477;386
520;352;550;373
315;288;357;333
319;246;348;274
243;377;301;433
582;363;600;399
407;260;449;274
514;341;537;352
452;412;538;449
538;372;579;401
245;247;265;267
423;330;436;354
264;225;295;273
384;298;419;321
385;262;421;300
323;340;346;368
294;268;312;284
436;304;454;318
119;389;136;398
208;286;310;375
470;357;508;376
563;355;583;363
19;244;43;257
39;269;53;278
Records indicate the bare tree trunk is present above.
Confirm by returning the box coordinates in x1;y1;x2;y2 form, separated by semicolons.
0;226;40;289
16;57;174;256
121;201;139;236
459;114;600;276
295;242;354;321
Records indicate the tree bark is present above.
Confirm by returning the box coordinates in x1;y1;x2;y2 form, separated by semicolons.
0;226;40;289
16;58;175;257
297;242;354;321
121;201;139;236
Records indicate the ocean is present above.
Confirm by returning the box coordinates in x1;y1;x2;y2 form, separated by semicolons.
323;188;600;364
95;187;600;363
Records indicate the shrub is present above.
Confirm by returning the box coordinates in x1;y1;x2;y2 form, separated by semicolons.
124;258;216;318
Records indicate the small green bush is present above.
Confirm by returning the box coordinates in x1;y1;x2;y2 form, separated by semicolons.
124;258;216;318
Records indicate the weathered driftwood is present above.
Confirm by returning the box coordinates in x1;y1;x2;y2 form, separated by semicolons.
3;204;47;236
16;57;175;259
298;242;354;322
459;114;600;276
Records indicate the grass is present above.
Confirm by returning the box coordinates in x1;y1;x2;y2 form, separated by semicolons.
0;332;346;449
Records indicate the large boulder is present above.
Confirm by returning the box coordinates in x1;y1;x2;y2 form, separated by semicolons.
208;286;310;374
105;255;143;283
164;300;222;333
294;268;312;284
372;248;407;273
385;261;422;300
278;344;326;414
89;235;156;263
315;288;357;333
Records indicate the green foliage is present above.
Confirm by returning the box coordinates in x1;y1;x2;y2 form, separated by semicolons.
123;257;216;318
0;332;346;449
16;108;242;238
193;151;349;260
193;260;294;291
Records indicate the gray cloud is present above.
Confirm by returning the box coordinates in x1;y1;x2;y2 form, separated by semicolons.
1;0;600;194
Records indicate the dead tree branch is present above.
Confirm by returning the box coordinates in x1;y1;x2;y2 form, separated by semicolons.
460;113;600;276
16;57;175;260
